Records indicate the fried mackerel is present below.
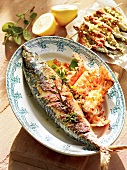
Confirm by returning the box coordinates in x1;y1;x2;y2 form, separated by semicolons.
22;46;100;150
74;6;127;58
22;46;116;170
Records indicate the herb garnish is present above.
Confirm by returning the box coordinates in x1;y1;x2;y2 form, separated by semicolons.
2;6;37;45
51;64;67;84
63;112;78;123
50;74;56;80
56;67;67;84
69;59;78;70
51;64;57;69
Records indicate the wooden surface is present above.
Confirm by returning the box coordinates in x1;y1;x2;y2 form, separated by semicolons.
0;0;127;170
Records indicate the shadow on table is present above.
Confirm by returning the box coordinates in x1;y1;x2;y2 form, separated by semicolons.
85;152;126;170
8;128;125;170
5;40;20;61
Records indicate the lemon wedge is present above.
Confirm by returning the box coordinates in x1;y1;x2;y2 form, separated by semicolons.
32;13;57;36
51;5;78;26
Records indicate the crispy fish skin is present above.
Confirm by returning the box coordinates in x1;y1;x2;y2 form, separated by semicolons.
22;46;115;169
22;46;101;150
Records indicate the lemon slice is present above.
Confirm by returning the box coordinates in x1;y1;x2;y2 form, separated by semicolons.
32;13;57;36
51;5;78;26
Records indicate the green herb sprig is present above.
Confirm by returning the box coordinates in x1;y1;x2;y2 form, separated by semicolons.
69;58;78;71
63;112;78;123
2;6;37;45
51;64;68;84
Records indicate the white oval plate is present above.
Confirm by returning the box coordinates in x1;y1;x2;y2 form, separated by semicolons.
6;36;126;156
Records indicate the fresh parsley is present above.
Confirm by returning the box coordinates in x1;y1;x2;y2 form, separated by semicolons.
2;6;37;45
69;58;78;70
63;112;78;123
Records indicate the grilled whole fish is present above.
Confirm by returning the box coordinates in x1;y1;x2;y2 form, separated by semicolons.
22;46;101;150
22;46;113;169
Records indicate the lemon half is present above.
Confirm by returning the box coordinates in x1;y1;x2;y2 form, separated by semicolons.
51;5;78;26
32;13;57;36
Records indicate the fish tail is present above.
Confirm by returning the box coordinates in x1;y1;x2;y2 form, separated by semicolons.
100;145;127;170
100;147;111;170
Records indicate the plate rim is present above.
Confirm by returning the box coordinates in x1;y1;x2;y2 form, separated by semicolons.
6;36;126;156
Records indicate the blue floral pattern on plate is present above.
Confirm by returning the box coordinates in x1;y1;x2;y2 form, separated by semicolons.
6;36;126;156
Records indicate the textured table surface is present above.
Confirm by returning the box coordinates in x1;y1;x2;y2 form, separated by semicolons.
0;0;127;170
